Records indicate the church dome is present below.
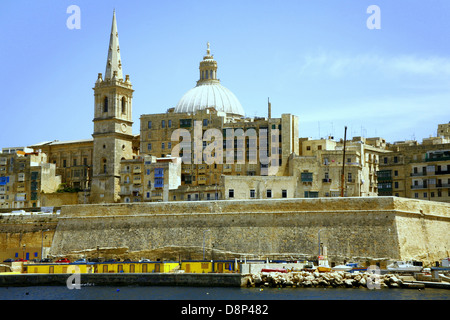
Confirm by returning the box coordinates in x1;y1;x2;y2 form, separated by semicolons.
174;43;245;117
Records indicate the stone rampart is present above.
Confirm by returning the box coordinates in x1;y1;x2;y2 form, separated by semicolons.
49;197;450;265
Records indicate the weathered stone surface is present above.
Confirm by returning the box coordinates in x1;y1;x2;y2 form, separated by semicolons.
2;197;449;265
244;270;410;289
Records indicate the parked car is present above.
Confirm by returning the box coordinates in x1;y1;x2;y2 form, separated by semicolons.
15;258;27;262
55;258;70;263
3;258;14;262
40;258;52;263
139;259;151;262
74;258;87;263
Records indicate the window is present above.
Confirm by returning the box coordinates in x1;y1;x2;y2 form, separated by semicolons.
121;97;126;114
148;121;152;129
147;143;152;151
154;168;164;177
63;160;67;168
31;172;38;180
394;170;398;176
103;97;108;113
180;119;192;128
154;178;164;188
250;189;255;198
162;143;165;149
394;182;399;189
161;120;165;128
266;189;272;198
168;142;171;149
73;159;77;166
305;191;319;198
301;172;313;182
203;119;208;126
228;189;234;198
282;190;287;198
348;173;352;182
168;120;172;128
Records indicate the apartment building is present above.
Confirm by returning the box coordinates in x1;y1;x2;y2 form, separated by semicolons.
377;132;450;203
0;149;60;209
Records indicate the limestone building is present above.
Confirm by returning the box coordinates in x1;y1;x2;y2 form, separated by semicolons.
0;148;61;209
119;155;181;203
438;122;450;139
4;11;448;207
377;132;450;203
139;44;299;189
29;139;94;193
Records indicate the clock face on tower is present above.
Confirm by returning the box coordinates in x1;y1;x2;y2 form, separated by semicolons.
121;123;127;132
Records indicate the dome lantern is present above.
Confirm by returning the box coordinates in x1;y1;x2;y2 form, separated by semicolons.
174;43;245;117
197;42;219;85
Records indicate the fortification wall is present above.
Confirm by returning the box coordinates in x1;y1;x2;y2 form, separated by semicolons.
48;197;450;265
0;214;58;261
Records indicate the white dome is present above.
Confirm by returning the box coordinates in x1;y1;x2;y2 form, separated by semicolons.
174;82;245;117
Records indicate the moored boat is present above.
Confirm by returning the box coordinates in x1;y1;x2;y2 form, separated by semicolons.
332;264;353;272
387;260;423;272
317;255;331;272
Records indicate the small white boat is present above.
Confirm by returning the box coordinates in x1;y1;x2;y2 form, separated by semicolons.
387;260;423;272
332;264;353;272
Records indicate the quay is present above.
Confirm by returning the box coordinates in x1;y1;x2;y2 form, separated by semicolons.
0;272;244;288
1;270;449;290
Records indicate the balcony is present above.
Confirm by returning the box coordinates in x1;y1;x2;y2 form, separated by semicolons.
411;184;436;190
322;179;332;183
426;155;450;162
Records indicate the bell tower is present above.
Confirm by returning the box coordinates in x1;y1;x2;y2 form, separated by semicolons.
91;10;134;203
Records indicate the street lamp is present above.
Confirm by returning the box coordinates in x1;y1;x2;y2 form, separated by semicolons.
203;229;211;260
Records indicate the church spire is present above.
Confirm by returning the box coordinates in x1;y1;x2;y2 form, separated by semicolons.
104;10;123;81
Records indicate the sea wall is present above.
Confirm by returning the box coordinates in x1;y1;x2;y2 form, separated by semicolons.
0;214;58;261
48;197;450;265
0;273;243;287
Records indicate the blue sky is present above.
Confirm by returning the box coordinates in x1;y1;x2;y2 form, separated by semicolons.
1;0;449;149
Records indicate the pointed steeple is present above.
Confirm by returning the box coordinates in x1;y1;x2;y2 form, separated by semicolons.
104;10;123;81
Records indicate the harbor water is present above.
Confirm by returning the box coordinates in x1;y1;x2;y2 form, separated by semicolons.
0;285;448;300
0;286;447;318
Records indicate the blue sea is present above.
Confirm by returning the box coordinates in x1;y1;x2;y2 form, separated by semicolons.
0;285;448;300
0;286;447;318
